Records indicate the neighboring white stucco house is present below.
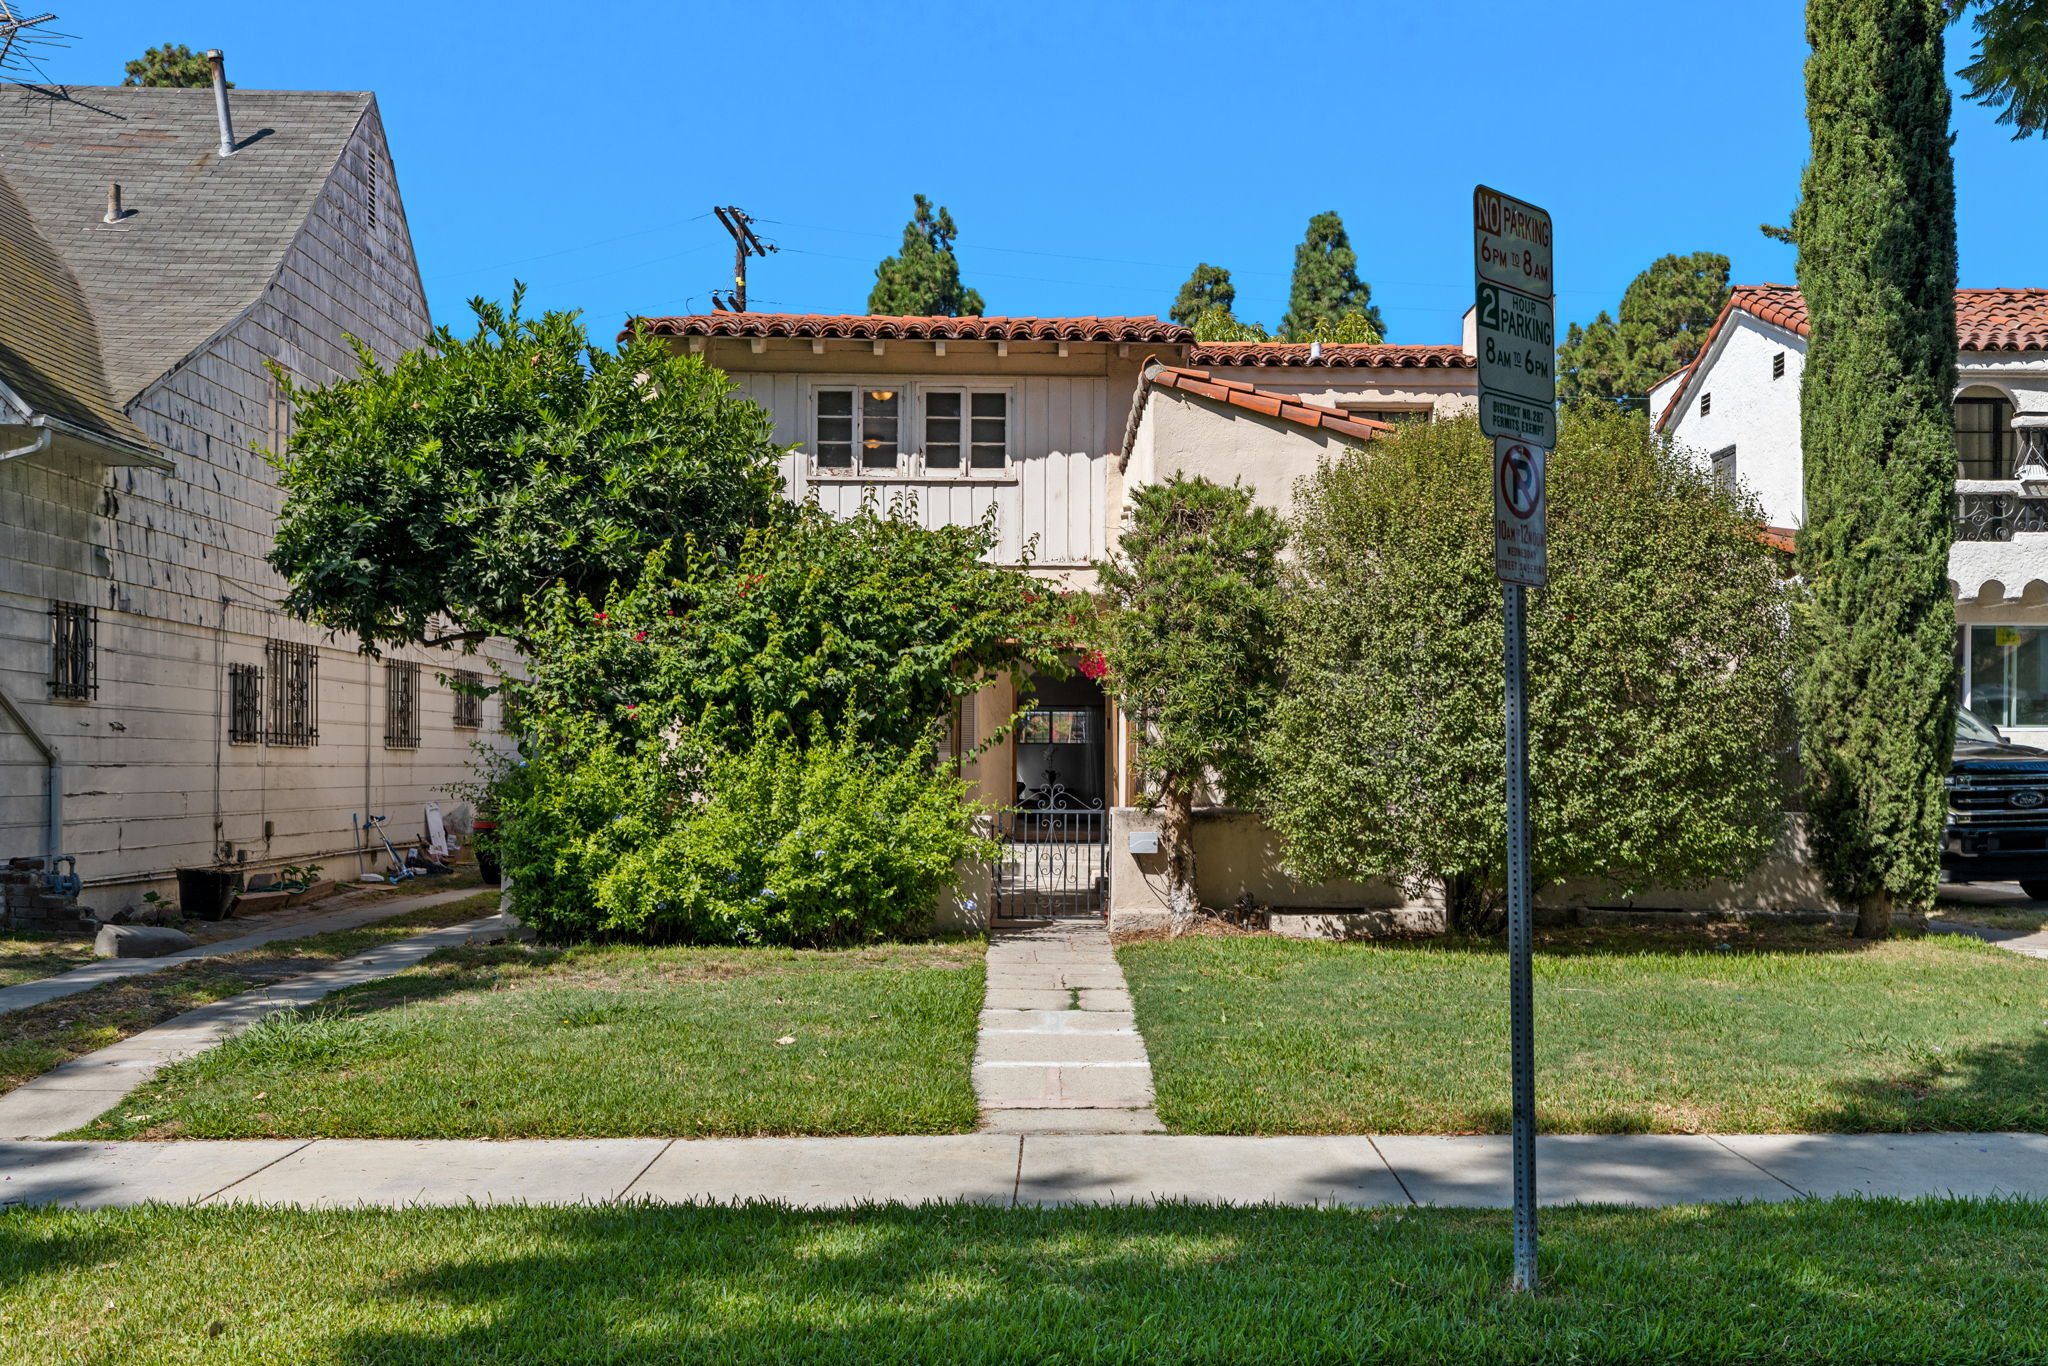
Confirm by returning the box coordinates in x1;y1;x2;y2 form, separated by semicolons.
1655;283;2048;744
0;80;513;917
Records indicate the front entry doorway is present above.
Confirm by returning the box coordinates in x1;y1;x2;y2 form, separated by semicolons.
993;665;1110;921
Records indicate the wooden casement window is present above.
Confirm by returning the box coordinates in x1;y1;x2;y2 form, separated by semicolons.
813;387;901;472
265;641;319;746
453;669;484;729
1957;395;2016;481
1710;446;1738;491
49;602;95;700
923;390;1010;470
228;664;263;743
385;661;421;750
814;387;1010;474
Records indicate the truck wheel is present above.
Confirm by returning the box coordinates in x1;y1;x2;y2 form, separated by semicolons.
2021;881;2048;902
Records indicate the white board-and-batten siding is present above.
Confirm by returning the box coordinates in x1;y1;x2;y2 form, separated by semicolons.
0;104;515;912
726;371;1112;568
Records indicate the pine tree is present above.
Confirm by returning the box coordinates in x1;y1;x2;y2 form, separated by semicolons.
867;194;984;317
1278;211;1384;342
1794;0;1960;938
122;44;222;88
1556;252;1731;409
1171;264;1236;327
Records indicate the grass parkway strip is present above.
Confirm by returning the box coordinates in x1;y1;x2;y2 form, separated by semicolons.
2;1198;2046;1364
1117;922;2048;1135
70;938;987;1140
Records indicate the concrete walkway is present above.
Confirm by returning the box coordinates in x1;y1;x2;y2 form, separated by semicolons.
1930;919;2048;960
975;920;1162;1134
0;913;506;1140
2;1131;2043;1211
0;884;492;1017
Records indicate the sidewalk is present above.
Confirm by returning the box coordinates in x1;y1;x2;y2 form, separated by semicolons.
2;1131;2043;1211
0;884;491;1016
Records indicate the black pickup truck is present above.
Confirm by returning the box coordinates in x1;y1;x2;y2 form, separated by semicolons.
1943;706;2048;899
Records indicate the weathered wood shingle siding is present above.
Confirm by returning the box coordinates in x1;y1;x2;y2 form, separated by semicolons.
0;101;513;907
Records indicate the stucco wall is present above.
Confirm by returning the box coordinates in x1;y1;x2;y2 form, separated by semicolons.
1662;313;1807;529
1134;388;1352;519
0;103;516;912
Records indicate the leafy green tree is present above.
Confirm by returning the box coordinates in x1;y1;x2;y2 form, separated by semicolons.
1096;476;1287;928
1794;0;1960;938
1278;211;1384;342
1953;0;2048;136
122;44;221;87
267;289;784;653
1188;305;1271;343
1292;310;1384;345
1171;264;1236;327
1557;252;1732;409
868;194;985;316
514;501;1069;755
1262;411;1794;933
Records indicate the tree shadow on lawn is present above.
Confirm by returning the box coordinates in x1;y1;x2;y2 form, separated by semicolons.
0;1213;131;1293
1346;922;1904;961
307;1200;2048;1365
1811;1030;2048;1133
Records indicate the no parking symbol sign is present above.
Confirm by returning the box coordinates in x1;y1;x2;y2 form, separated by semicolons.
1493;437;1547;587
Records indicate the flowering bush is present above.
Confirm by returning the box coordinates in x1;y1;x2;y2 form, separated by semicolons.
495;717;990;946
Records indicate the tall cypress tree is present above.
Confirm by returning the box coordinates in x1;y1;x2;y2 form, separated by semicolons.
868;195;984;317
1794;0;1959;938
1279;211;1384;342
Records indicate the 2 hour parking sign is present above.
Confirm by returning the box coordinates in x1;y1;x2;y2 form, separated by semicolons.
1473;185;1556;449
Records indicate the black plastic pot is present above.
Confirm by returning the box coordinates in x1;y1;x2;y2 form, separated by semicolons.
176;867;241;920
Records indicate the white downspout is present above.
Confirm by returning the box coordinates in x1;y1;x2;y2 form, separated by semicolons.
0;427;53;465
0;684;62;868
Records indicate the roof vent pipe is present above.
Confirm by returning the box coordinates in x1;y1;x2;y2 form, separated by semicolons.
1308;340;1323;362
207;49;236;157
103;183;121;223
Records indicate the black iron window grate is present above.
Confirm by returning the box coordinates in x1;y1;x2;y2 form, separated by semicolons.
385;660;421;749
1957;494;2048;542
228;664;263;743
265;641;319;746
453;669;484;729
50;602;95;700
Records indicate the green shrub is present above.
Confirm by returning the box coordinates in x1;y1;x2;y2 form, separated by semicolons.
497;722;989;946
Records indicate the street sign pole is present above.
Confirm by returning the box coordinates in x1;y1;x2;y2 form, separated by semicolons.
1502;578;1537;1292
1475;184;1552;1294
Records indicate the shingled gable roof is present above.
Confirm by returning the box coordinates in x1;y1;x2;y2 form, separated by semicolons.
628;313;1192;343
1655;284;2048;431
1190;341;1475;369
0;84;377;407
0;166;147;450
1119;360;1397;467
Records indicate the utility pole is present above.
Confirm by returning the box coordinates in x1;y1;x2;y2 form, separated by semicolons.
711;206;776;312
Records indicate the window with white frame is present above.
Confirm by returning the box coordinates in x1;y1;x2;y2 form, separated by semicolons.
812;385;1009;475
1966;624;2048;728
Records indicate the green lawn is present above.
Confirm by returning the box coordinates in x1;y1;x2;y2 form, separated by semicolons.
1932;901;2048;934
1119;925;2048;1134
2;1199;2045;1363
1;895;501;1097
74;938;985;1140
0;930;95;988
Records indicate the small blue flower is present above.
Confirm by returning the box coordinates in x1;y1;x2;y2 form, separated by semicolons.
965;898;978;912
725;871;740;884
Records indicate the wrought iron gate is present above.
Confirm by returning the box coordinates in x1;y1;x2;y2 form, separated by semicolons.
992;801;1108;920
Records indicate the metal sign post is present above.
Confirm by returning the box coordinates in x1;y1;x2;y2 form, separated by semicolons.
1475;184;1553;1294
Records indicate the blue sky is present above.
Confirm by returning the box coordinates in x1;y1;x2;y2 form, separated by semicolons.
23;1;2048;344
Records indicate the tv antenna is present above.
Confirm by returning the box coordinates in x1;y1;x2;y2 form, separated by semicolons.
0;3;70;81
709;206;776;312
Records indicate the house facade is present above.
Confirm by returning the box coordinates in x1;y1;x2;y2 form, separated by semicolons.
635;310;1481;832
1654;284;2048;744
0;80;512;917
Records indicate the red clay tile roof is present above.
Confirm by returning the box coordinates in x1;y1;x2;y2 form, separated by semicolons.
1190;342;1475;369
1145;363;1398;443
1760;525;1798;555
1656;284;2048;430
627;313;1191;343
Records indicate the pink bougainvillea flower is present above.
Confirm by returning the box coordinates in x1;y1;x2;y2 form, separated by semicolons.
1078;650;1109;681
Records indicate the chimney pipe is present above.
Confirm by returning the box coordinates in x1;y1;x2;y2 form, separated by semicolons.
103;183;121;224
207;49;236;157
